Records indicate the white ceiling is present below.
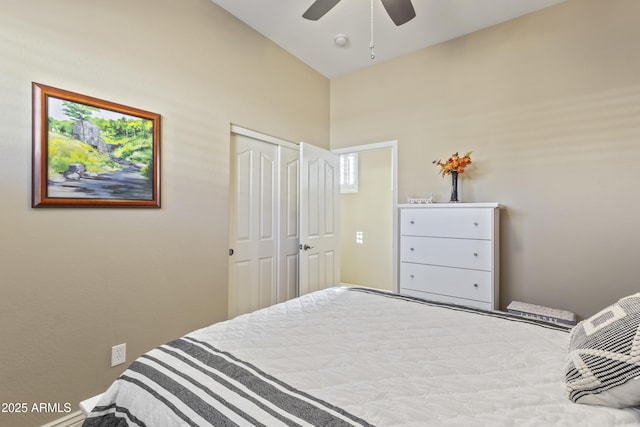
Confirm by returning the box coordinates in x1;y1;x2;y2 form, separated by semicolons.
210;0;566;78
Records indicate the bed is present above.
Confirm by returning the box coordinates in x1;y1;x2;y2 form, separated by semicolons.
83;287;640;426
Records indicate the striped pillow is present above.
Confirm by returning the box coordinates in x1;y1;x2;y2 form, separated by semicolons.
565;293;640;408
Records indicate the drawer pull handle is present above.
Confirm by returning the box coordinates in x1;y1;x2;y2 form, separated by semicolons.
410;274;415;279
410;247;415;251
474;222;479;226
410;220;415;224
473;283;479;288
473;253;478;257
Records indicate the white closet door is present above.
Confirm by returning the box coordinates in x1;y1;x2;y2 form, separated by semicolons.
278;145;300;302
229;134;278;318
299;142;340;296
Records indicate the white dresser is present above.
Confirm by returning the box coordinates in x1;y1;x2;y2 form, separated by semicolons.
398;203;500;310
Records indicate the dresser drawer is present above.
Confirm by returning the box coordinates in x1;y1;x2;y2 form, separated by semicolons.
401;208;492;239
401;235;493;271
400;263;492;304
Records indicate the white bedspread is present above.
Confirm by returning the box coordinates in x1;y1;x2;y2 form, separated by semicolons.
187;287;640;426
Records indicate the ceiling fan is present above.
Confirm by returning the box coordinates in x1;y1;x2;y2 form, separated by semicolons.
303;0;416;26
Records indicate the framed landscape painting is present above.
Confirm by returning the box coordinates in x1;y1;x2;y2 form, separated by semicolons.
32;83;160;207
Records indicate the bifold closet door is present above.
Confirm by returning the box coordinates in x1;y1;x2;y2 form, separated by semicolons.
278;145;300;303
229;133;338;316
229;134;279;318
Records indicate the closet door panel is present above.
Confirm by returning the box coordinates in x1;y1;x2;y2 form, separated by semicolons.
279;145;300;302
229;134;278;318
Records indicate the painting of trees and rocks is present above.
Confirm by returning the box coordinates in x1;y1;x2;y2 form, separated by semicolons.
46;96;155;201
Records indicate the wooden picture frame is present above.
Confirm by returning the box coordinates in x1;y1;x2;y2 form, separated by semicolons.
32;83;160;208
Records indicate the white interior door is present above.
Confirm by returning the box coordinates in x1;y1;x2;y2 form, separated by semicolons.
229;133;278;318
299;142;340;296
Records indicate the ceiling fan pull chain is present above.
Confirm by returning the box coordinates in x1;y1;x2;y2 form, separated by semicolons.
369;0;375;60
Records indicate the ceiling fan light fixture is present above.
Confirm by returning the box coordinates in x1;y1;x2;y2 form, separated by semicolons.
334;34;349;47
303;0;416;26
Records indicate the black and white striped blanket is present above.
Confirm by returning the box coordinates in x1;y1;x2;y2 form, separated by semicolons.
84;336;372;427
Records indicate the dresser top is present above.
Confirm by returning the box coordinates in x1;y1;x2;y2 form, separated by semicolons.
398;202;501;209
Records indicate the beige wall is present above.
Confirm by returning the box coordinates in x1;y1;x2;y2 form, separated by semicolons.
340;149;393;290
0;1;328;425
331;0;640;319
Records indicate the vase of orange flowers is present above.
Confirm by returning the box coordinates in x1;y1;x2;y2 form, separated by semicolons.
450;171;459;202
433;152;472;203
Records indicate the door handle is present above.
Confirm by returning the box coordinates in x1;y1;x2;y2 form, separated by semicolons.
300;244;314;251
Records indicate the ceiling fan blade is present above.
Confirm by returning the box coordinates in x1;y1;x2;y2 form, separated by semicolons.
303;0;341;21
380;0;416;26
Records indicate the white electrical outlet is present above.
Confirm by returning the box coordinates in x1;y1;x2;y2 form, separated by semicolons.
111;343;126;367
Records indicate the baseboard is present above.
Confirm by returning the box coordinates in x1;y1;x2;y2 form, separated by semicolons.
40;410;85;427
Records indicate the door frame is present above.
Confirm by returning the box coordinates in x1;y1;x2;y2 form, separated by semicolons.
231;125;299;151
332;140;398;293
